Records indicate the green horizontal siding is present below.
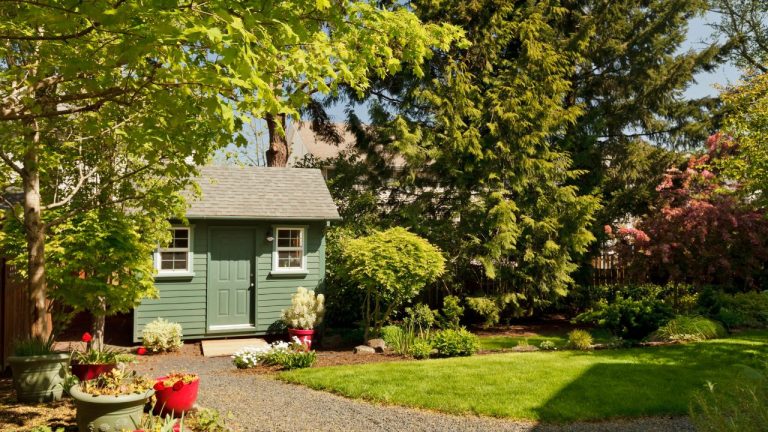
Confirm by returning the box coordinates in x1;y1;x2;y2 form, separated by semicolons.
133;220;327;342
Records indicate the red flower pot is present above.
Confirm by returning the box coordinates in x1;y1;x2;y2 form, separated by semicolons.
70;362;116;381
153;377;200;418
288;328;315;349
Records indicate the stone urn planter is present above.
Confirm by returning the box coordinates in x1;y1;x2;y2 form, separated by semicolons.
70;384;154;432
8;352;69;403
70;362;117;382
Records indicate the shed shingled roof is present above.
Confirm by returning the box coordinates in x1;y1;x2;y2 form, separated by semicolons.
187;166;341;220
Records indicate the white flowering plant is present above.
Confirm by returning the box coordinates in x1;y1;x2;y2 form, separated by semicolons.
232;337;316;370
281;287;325;330
142;318;183;352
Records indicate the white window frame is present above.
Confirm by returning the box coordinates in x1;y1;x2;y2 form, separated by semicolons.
154;226;195;278
271;226;307;275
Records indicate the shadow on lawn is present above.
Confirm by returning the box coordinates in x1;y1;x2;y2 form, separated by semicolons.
531;338;768;424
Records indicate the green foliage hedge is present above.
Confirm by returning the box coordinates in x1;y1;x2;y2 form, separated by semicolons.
432;328;479;357
716;291;768;329
466;297;500;328
574;289;674;340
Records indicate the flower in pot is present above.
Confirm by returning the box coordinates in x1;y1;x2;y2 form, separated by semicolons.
132;408;183;432
281;286;325;349
152;372;200;418
69;368;154;432
70;332;119;381
8;335;69;403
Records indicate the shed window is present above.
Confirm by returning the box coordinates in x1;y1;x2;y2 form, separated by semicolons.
155;227;193;274
273;227;306;272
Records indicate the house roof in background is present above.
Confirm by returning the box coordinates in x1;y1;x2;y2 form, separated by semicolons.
187;165;341;220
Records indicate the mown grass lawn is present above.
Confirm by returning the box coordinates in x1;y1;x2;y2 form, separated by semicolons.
478;328;613;351
281;331;768;422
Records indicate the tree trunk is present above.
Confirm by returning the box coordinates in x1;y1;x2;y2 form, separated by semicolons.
265;113;289;167
22;124;50;340
92;297;107;350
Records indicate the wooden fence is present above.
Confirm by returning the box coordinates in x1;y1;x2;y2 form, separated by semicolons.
590;252;627;286
1;257;51;369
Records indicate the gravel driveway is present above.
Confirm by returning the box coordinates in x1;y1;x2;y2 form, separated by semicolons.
135;353;694;432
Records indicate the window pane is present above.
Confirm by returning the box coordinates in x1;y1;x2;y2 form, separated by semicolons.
160;252;188;271
172;229;189;248
278;250;302;268
277;229;302;248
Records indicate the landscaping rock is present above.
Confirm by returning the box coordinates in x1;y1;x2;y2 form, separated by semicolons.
366;338;387;353
354;345;376;354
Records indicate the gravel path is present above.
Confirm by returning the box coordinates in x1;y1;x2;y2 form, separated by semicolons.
135;354;694;432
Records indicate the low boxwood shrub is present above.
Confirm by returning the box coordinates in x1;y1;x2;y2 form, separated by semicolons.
431;328;479;357
408;338;433;359
539;340;557;351
566;330;593;350
574;293;674;340
142;318;183;352
654;315;726;342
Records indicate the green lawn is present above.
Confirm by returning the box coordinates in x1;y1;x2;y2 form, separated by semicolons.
281;331;768;422
478;328;613;351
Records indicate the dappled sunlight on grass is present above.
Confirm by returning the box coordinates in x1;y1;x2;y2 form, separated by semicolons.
280;331;768;421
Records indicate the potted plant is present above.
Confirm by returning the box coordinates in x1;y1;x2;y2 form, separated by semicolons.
8;335;69;403
281;286;325;349
132;408;183;432
70;368;154;432
70;332;118;381
152;372;200;417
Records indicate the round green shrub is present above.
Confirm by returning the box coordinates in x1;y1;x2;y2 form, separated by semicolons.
539;340;557;351
408;339;433;359
566;329;593;350
431;328;479;357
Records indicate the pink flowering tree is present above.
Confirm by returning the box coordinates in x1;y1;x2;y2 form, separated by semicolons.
611;137;768;290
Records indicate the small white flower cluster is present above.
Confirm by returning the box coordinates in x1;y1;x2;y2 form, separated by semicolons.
281;286;325;330
232;337;302;369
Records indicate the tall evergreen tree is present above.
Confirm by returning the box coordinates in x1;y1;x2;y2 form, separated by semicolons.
324;0;600;312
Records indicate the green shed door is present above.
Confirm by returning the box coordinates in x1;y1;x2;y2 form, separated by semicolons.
208;228;255;329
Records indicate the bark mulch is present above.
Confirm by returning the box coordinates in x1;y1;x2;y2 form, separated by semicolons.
0;378;77;432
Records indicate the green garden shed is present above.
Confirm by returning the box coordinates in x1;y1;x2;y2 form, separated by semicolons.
132;166;341;342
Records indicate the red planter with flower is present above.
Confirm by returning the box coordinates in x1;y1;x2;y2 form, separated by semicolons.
71;363;117;382
287;328;316;349
70;332;118;381
282;287;325;350
152;373;200;417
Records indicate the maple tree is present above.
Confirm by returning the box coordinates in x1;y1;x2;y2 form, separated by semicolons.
612;138;768;289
